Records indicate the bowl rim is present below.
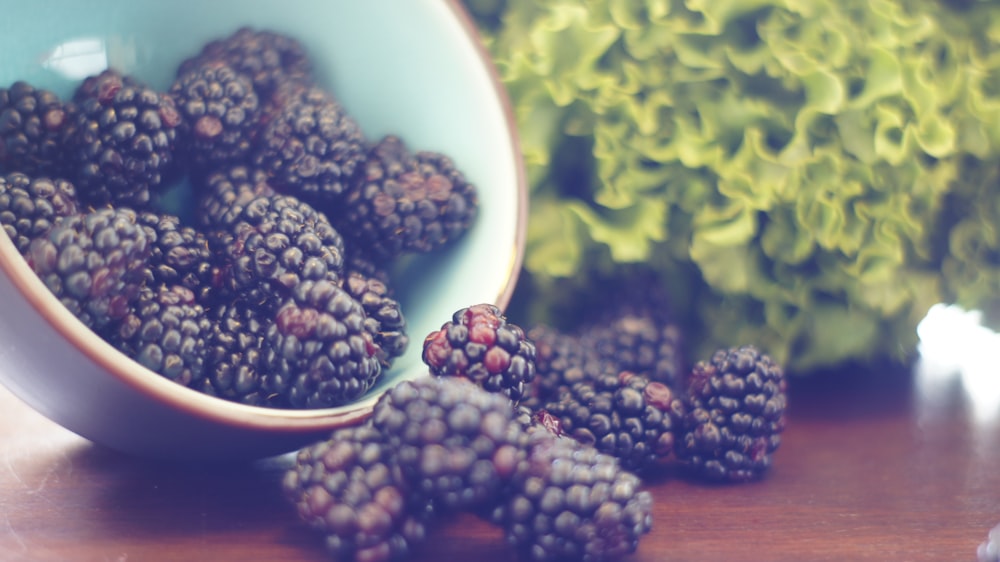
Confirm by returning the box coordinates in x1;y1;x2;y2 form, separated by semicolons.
0;0;528;434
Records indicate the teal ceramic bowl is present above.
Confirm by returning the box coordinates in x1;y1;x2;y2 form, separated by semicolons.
0;0;527;460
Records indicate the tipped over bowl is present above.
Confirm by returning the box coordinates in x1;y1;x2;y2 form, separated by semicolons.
0;0;527;460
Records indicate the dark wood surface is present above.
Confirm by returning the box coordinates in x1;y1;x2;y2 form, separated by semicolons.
0;360;996;562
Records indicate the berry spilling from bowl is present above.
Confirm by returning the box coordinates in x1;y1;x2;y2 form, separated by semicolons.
0;27;481;410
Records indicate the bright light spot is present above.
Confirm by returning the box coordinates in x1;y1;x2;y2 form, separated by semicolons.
41;38;108;80
915;303;1000;425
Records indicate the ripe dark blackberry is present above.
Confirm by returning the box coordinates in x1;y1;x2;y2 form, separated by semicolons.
177;27;312;101
676;345;788;482
252;85;366;206
283;424;431;562
194;163;275;229
581;314;685;388
342;270;408;363
524;324;615;411
24;207;150;329
0;81;73;175
422;303;536;403
0;172;79;254
170;61;260;170
370;377;527;512
198;298;276;407
492;430;654;562
136;212;214;300
105;285;212;387
263;279;384;408
541;371;682;472
336;135;480;261
66;70;181;208
206;192;346;304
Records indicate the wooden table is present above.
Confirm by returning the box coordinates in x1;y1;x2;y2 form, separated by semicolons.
0;359;996;562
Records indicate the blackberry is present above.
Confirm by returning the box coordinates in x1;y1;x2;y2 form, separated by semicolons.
66;70;181;208
422;303;536;403
524;324;615;411
542;371;681;472
336;136;479;261
198;298;276;407
492;430;654;562
252;85;366;206
581;314;685;388
206;192;345;304
0;81;73;175
370;377;527;512
24;207;150;329
263;279;384;408
676;345;788;482
177;27;312;101
170;61;260;170
0;172;79;254
136;212;214;300
105;285;211;387
978;522;1000;562
194;163;275;229
283;424;431;562
342;270;408;364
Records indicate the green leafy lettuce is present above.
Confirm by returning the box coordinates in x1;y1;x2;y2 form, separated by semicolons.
470;0;1000;372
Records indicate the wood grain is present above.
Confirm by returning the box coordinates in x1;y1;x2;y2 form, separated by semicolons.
0;362;996;562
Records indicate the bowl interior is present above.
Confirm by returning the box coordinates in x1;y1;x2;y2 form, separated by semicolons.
0;2;524;420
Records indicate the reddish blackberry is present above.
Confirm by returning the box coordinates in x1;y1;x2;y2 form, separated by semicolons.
194;163;275;229
66;70;181;208
283;424;431;562
422;303;536;403
370;377;528;512
524;324;615;410
492;430;654;562
541;371;682;472
252;85;366;206
206;192;345;304
136;212;214;300
24;207;150;329
342;270;408;363
0;81;73;175
0;172;79;254
263;279;384;408
336;136;480;261
170;61;260;170
177;27;312;101
199;298;276;406
105;285;211;387
676;345;788;482
581;314;685;388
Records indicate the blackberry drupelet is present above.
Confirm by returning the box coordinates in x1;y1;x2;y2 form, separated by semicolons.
581;314;685;388
283;424;431;562
422;303;536;403
676;345;788;482
493;430;654;562
263;279;384;408
525;324;615;411
541;371;682;472
370;377;528;512
342;270;408;363
66;70;181;208
105;285;211;387
0;81;73;175
24;207;150;330
198;298;276;407
336;135;480;261
170;61;260;170
136;212;214;300
206;192;346;304
177;27;312;102
252;85;366;206
194;163;275;229
0;172;79;254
